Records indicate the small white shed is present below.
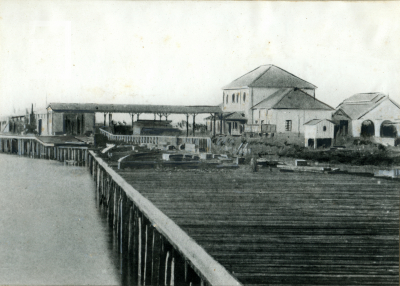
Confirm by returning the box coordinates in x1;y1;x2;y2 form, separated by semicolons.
304;119;335;149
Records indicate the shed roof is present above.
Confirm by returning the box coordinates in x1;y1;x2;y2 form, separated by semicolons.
252;88;333;110
205;112;247;121
223;65;317;89
47;103;222;114
335;93;394;120
304;119;336;125
225;112;247;120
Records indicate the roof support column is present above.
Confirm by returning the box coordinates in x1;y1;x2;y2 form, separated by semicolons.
104;113;107;127
93;114;96;144
75;114;79;135
109;113;112;127
186;114;189;137
192;114;196;137
220;114;223;135
213;113;216;137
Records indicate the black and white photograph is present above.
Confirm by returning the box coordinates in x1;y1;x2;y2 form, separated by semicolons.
0;1;399;285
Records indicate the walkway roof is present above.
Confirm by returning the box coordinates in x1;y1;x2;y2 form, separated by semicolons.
47;103;222;114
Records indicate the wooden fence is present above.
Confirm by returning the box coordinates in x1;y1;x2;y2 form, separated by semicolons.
99;128;212;152
0;135;89;164
88;151;241;286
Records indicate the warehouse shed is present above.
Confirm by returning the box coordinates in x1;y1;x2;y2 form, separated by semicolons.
304;119;335;148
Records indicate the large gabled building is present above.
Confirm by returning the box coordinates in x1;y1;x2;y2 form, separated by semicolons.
212;64;333;135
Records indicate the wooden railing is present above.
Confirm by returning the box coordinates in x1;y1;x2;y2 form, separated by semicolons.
89;151;241;286
99;128;212;152
244;124;276;134
0;135;89;163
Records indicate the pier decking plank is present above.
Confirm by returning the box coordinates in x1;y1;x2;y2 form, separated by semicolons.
113;166;399;286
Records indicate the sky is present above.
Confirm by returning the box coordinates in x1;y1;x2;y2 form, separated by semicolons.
0;1;399;122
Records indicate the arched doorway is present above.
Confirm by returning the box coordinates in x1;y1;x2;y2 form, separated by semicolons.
361;120;375;137
380;120;397;138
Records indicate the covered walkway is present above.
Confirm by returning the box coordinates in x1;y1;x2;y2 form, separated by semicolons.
48;103;223;137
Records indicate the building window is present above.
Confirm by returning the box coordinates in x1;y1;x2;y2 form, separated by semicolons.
243;92;246;102
232;94;235;103
226;94;228;104
236;93;239;103
285;120;292;131
323;126;327;131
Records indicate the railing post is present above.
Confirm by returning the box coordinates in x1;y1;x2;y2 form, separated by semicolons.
122;193;131;256
128;206;134;255
117;194;123;251
164;246;173;286
186;263;202;286
144;218;153;285
151;228;161;286
132;207;139;286
173;251;186;286
138;215;144;285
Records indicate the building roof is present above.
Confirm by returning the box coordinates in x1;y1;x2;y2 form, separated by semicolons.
342;92;385;103
225;112;247;120
205;112;247;121
335;93;396;120
252;88;333;110
223;65;317;90
304;119;336;125
47;103;222;114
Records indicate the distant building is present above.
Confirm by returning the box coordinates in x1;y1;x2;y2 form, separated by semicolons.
47;103;96;136
333;93;400;140
208;65;334;135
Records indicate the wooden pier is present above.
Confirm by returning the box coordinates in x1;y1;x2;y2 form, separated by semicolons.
0;134;240;285
0;135;90;163
1;133;398;285
88;151;241;286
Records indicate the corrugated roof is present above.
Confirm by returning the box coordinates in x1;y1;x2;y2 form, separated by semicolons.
252;88;333;110
48;103;222;114
223;65;317;89
304;119;336;125
336;93;389;120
